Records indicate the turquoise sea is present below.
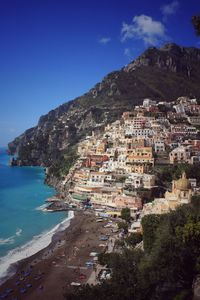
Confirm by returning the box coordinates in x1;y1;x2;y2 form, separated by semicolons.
0;148;70;280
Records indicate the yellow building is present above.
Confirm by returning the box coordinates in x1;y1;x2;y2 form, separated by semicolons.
165;172;193;209
127;147;154;166
142;172;193;215
125;163;150;174
96;142;106;155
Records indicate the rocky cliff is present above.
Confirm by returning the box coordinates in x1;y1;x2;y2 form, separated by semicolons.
8;43;200;178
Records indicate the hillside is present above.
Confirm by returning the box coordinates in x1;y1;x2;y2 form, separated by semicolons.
8;43;200;174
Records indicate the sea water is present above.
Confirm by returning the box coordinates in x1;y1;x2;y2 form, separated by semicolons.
0;148;72;281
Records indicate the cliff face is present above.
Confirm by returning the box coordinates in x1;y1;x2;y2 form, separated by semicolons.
8;43;200;169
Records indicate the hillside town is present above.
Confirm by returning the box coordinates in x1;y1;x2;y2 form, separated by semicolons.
56;96;200;232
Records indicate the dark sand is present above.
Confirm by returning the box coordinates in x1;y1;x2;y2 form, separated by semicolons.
0;211;112;300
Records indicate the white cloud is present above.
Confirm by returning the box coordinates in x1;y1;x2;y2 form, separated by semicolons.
121;15;167;45
124;48;132;59
161;1;179;21
98;37;111;45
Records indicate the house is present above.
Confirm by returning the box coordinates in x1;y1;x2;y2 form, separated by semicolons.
171;124;197;137
87;172;108;186
125;127;154;138
95;141;107;155
154;141;165;153
84;155;109;168
143;98;157;107
125;163;150;174
113;195;142;210
169;146;191;164
73;169;90;184
187;116;200;126
142;198;170;215
127;147;154;166
125;173;155;189
90;187;122;207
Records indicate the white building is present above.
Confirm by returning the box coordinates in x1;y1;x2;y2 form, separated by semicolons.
125;173;155;189
154;141;165;153
125;127;154;138
143;98;157;107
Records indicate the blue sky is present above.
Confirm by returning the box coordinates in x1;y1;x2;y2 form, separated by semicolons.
0;0;199;146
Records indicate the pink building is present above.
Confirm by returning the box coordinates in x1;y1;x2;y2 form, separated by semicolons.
114;195;142;210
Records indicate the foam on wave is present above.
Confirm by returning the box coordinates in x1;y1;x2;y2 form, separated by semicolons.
0;211;74;284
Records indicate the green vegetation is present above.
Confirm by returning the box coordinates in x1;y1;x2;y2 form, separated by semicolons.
48;146;78;179
65;198;200;300
141;214;163;253
125;232;142;248
121;207;131;222
154;163;200;187
117;221;128;233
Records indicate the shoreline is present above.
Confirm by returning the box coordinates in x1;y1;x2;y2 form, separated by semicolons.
0;210;114;300
0;211;74;285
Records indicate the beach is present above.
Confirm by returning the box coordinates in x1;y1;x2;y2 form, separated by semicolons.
0;210;114;300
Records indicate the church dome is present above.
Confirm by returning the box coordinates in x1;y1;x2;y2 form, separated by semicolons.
175;172;191;190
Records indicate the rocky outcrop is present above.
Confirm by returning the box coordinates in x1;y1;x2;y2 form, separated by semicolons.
8;43;200;176
124;43;200;76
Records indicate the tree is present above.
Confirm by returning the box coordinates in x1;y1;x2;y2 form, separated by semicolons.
125;232;143;248
141;214;163;253
192;15;200;36
98;252;120;268
191;195;200;213
121;207;131;222
118;221;128;233
65;202;200;300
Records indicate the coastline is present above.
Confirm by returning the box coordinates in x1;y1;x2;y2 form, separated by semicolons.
0;210;114;300
0;211;74;285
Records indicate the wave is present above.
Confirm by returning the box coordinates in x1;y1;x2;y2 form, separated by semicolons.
15;228;22;237
0;211;74;284
35;204;48;211
0;236;15;246
0;228;23;246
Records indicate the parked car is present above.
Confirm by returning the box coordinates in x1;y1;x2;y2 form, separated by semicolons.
85;261;94;267
99;235;108;241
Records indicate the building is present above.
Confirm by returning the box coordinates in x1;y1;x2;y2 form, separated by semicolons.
187;116;200;126
125;127;154;138
154;141;165;153
143;98;157;107
84;155;109;168
164;172;193;207
87;172;113;186
127;147;154;166
125;173;155;189
125;163;150;174
142;172;194;215
90;187;122;207
113;195;142;210
169;146;191;164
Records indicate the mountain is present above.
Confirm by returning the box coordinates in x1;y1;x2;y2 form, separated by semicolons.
8;43;200;178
